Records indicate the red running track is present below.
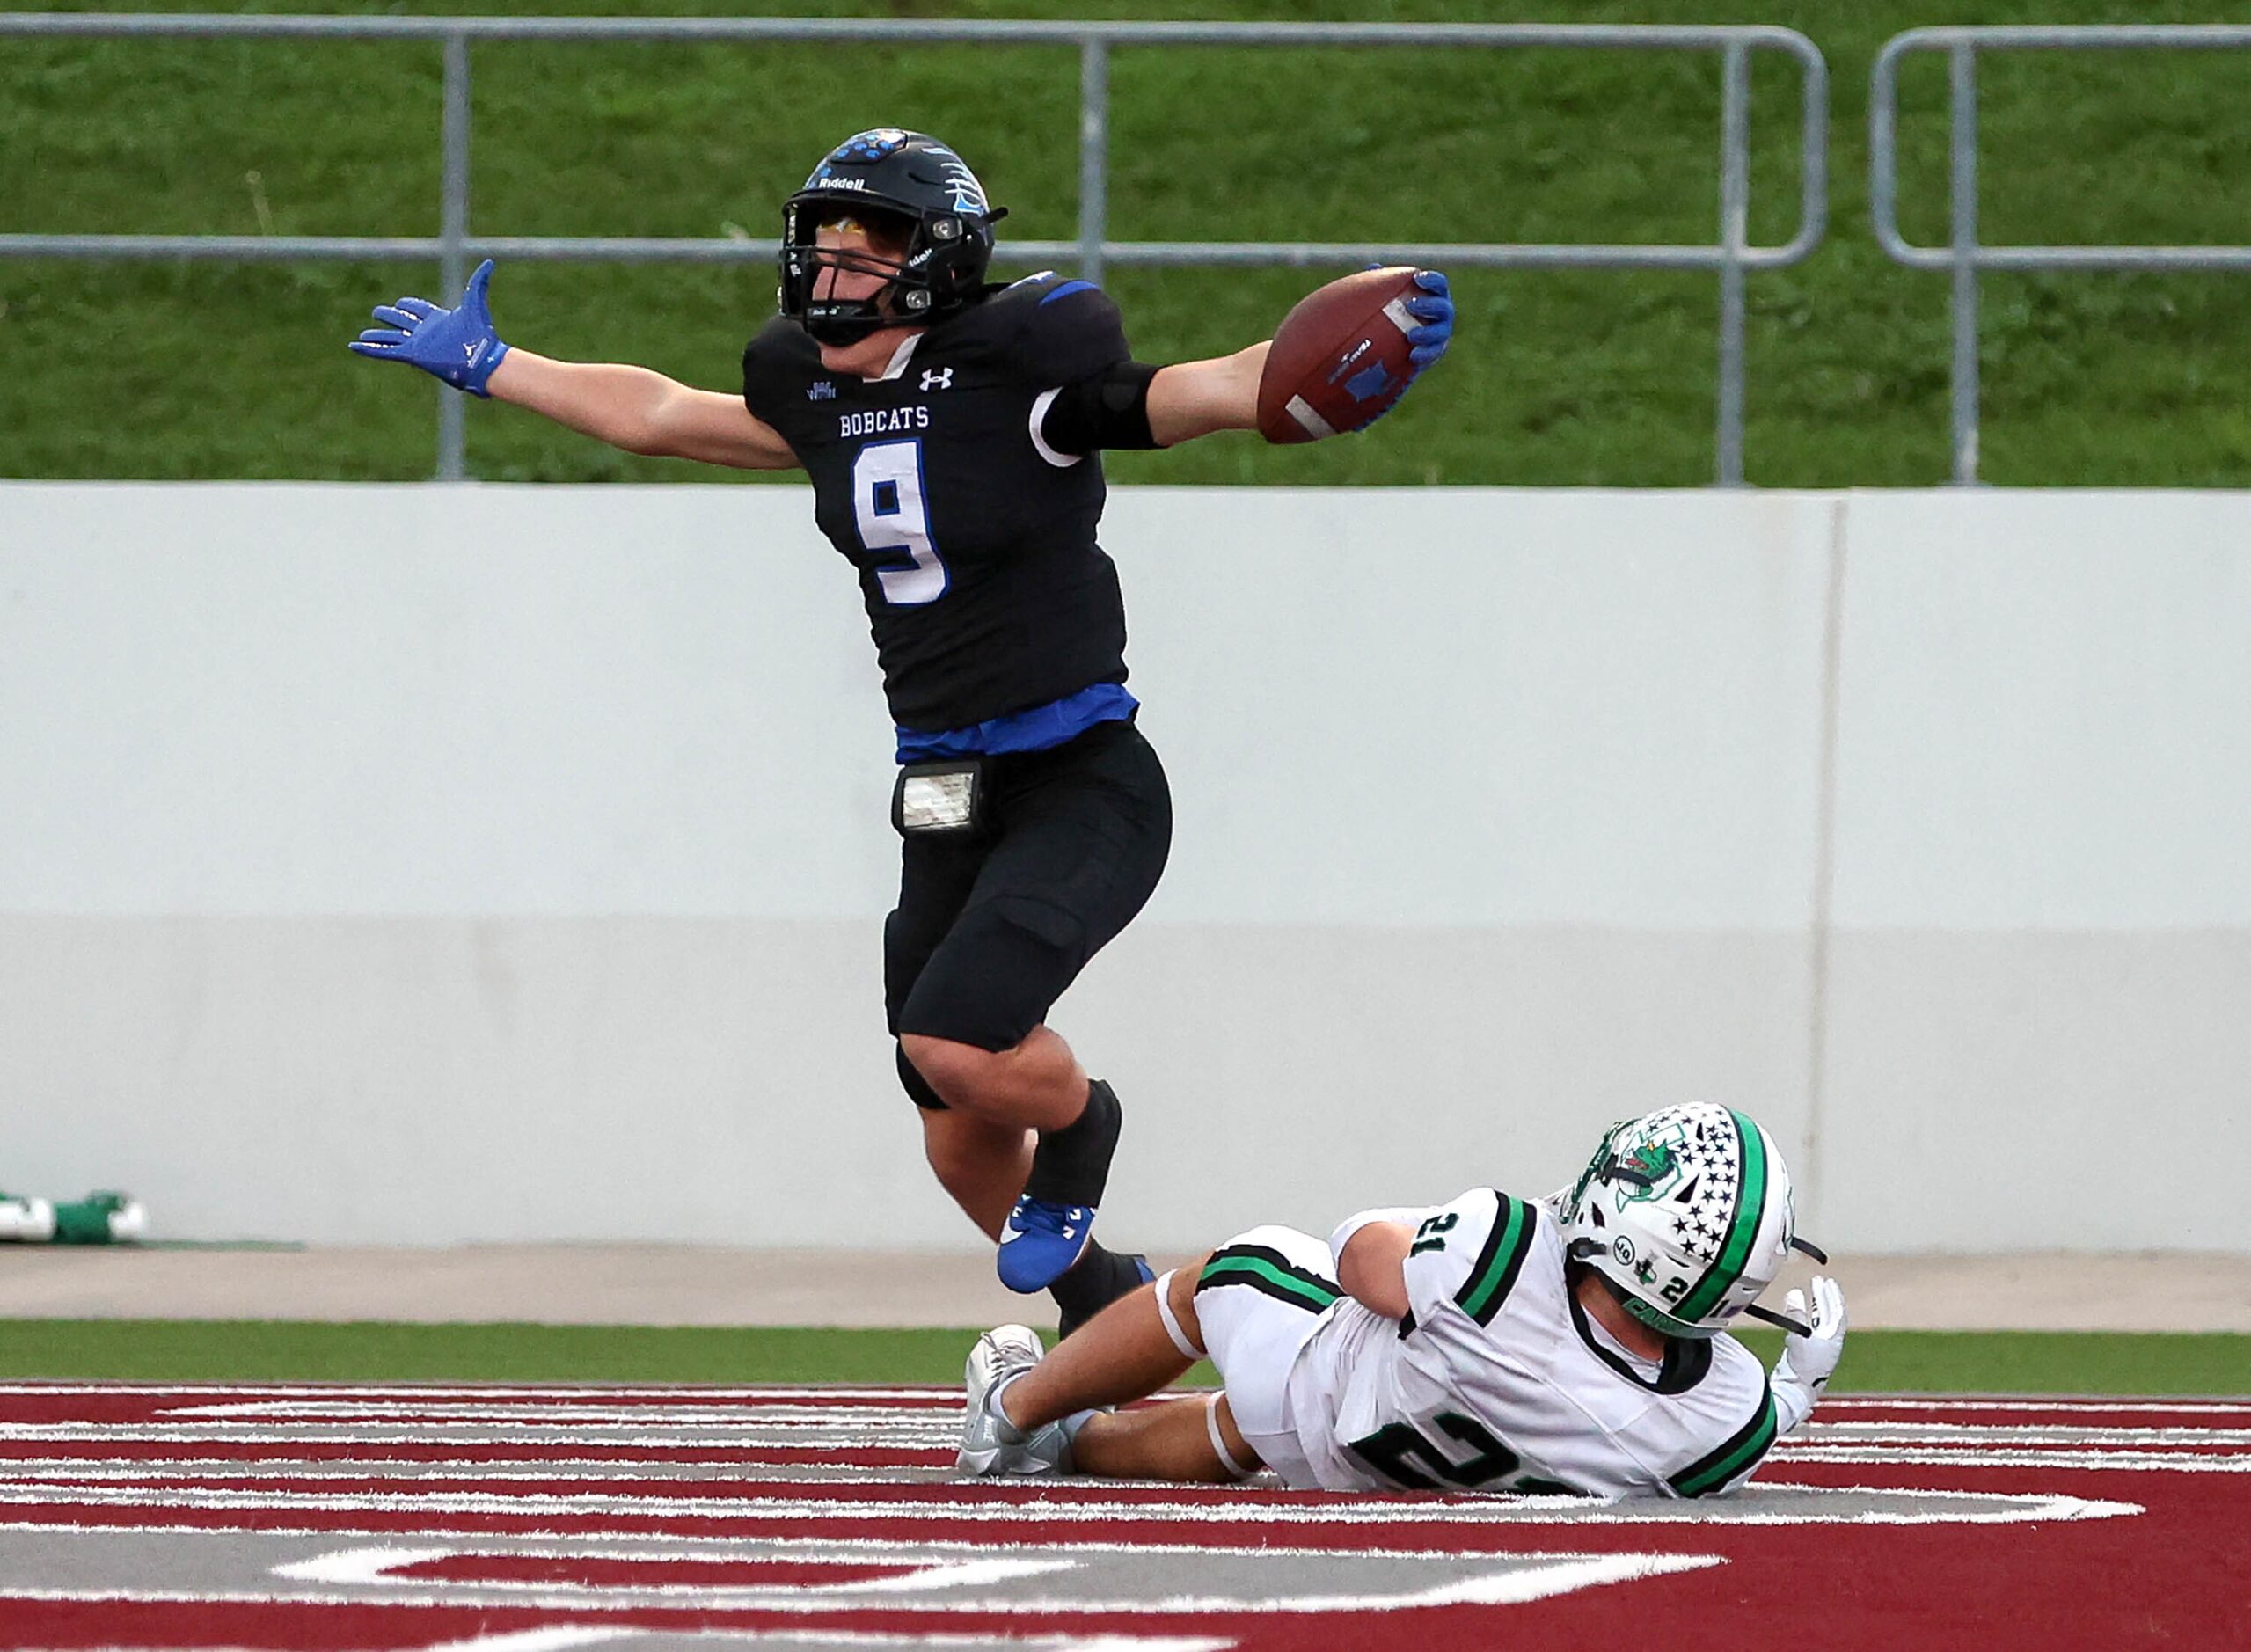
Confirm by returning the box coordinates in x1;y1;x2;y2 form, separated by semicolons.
0;1383;2238;1650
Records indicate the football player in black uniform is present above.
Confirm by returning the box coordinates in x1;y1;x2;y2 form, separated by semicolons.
351;128;1454;1335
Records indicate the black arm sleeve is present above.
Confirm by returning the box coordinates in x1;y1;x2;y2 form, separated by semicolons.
1039;360;1162;455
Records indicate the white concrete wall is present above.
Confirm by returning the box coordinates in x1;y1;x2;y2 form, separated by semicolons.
1;482;2243;1253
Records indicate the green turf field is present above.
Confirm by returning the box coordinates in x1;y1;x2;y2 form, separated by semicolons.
5;0;2250;486
3;1319;2244;1395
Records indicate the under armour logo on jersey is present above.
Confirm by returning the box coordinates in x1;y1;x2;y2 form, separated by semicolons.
920;368;954;392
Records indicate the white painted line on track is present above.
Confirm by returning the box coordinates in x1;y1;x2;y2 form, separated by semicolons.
11;1421;2241;1451
0;1551;1721;1618
0;1482;2141;1526
0;1526;1712;1559
6;1453;2225;1490
1403;1552;1720;1606
406;1632;1230;1652
273;1545;1076;1595
275;1545;457;1583
1822;1398;2251;1416
1798;1423;2251;1444
11;1385;2235;1413
419;1630;631;1652
839;1558;1079;1595
171;1403;954;1423
1778;1448;2250;1473
0;1457;935;1480
0;1425;957;1449
0;1384;960;1401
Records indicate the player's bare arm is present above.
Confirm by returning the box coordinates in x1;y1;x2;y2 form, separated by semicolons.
349;259;797;471
486;352;796;470
1334;1220;1414;1319
1144;343;1272;445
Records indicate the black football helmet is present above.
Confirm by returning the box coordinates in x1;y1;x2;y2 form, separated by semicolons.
779;128;1006;345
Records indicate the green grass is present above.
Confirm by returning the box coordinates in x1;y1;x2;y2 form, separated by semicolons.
0;1320;981;1385
3;1320;2244;1395
6;0;2251;485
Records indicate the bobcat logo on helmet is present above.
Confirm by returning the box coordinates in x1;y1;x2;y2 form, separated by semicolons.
831;128;910;166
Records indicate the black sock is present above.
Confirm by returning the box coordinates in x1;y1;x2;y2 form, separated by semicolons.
1022;1078;1123;1207
1048;1239;1134;1326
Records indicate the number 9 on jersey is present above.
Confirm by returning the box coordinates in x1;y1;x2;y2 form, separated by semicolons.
854;440;948;606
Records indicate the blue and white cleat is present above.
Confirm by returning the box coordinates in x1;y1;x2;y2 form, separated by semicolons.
998;1197;1095;1294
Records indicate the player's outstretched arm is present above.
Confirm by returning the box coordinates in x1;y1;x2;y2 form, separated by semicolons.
1143;268;1453;447
491;351;798;470
1144;342;1273;446
349;260;797;471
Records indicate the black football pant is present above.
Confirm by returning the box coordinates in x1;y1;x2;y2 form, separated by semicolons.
885;720;1172;1107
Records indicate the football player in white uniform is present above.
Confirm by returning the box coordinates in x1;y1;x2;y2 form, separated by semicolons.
958;1103;1846;1498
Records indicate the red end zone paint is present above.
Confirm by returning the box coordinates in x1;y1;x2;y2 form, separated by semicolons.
0;1384;2238;1651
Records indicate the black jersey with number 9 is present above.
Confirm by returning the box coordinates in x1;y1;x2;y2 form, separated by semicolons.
742;274;1138;736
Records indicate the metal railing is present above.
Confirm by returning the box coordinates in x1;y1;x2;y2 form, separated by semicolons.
1;14;1828;483
1871;26;2251;485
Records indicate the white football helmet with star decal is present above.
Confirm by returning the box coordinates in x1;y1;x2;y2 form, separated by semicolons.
1560;1104;1823;1339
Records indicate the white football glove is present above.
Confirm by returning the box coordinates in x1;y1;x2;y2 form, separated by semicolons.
1770;1274;1846;1433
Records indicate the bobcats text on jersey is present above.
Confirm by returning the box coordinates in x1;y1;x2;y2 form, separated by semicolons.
840;406;932;437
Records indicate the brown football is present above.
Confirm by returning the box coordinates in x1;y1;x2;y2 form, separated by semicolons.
1256;266;1425;445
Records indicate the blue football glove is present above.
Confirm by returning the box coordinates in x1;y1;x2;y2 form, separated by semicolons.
348;258;511;397
1404;268;1452;373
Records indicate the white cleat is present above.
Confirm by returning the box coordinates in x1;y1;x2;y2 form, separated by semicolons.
958;1324;1075;1477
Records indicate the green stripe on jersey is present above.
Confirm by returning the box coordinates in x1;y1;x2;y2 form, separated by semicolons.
1676;1111;1769;1324
1670;1389;1780;1497
1455;1195;1537;1326
1197;1253;1339;1312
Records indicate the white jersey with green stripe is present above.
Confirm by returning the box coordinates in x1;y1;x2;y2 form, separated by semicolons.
1280;1188;1781;1498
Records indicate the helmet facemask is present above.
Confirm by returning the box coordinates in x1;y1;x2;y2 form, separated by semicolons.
782;205;919;346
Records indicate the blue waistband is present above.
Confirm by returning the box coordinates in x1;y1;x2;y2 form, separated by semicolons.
895;682;1138;763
